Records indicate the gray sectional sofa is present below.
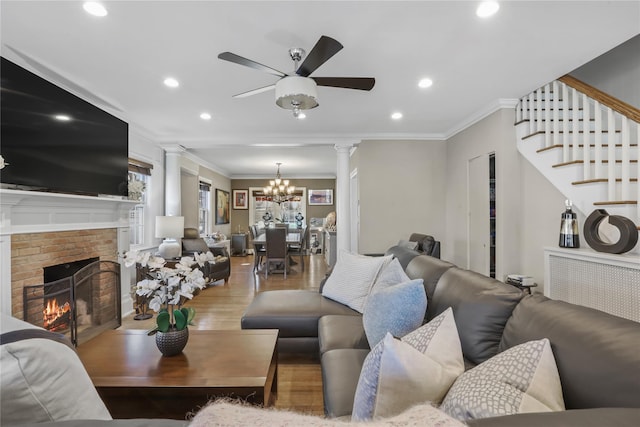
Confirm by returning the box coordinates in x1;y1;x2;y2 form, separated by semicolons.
241;244;640;425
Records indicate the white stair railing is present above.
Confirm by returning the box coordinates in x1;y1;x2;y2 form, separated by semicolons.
515;76;640;230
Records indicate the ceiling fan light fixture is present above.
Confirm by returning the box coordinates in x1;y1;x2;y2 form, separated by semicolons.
275;76;318;111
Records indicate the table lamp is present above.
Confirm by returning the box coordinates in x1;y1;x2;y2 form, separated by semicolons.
155;216;184;259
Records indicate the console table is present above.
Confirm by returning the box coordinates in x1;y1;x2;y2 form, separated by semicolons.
78;329;279;419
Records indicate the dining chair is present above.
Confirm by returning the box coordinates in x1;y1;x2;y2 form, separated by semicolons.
249;225;266;272
264;227;289;279
287;227;307;272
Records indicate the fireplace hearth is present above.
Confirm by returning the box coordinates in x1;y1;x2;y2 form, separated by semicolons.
23;260;121;346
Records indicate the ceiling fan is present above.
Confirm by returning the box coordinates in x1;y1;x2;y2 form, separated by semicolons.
218;35;375;118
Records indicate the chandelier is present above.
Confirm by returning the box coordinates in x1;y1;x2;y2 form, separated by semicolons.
263;163;295;204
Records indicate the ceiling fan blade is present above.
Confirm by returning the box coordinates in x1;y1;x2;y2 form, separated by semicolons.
232;84;276;98
313;77;375;91
296;36;343;77
218;52;287;78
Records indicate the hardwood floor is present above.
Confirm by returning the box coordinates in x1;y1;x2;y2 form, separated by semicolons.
120;253;327;416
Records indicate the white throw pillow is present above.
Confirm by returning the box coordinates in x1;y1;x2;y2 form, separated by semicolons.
352;308;464;421
441;338;565;421
370;257;411;294
322;250;391;313
1;332;112;424
397;239;419;250
363;279;427;348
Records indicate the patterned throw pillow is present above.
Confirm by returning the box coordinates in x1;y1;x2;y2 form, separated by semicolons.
321;250;392;313
352;308;464;421
441;338;565;421
362;279;427;348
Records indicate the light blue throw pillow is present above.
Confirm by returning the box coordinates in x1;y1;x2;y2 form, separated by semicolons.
362;278;427;348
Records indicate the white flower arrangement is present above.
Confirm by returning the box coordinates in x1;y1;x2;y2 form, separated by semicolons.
128;178;145;201
122;250;215;331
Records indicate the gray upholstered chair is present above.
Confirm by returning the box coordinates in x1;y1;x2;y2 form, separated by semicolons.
181;228;231;284
264;227;289;279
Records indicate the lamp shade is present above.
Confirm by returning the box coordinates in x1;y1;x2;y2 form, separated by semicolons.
275;76;318;110
155;216;184;239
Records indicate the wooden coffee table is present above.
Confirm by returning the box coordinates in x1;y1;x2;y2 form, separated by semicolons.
77;329;278;420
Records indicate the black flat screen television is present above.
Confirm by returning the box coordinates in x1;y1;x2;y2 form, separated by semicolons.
1;57;129;197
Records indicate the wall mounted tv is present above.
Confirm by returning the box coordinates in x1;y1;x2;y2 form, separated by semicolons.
1;57;129;197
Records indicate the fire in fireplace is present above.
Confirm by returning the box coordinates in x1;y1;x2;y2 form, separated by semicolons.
23;258;121;346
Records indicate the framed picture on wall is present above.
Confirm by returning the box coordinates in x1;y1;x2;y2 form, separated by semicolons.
308;189;333;206
232;189;248;210
215;189;230;224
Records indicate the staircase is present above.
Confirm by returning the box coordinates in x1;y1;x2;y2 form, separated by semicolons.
514;75;640;248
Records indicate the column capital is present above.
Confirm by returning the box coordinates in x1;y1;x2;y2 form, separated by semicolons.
334;143;354;153
160;144;186;154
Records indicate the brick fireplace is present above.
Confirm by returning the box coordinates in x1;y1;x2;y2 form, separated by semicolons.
1;189;136;321
11;229;117;317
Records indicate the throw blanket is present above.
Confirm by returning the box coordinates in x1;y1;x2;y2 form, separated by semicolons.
190;399;464;427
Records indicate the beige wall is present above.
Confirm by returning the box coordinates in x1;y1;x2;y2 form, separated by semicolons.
355;140;447;254
179;156;231;237
444;108;566;290
230;178;336;234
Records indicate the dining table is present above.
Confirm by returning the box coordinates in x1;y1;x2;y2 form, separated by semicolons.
252;230;303;272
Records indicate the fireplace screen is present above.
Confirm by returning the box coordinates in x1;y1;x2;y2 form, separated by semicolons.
23;260;121;346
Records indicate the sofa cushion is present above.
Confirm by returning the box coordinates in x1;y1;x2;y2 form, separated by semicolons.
429;267;524;365
441;338;565;422
1;322;112;424
466;408;640;427
321;251;391;313
241;290;360;338
404;255;455;320
352;308;464;421
383;245;422;270
322;348;370;418
318;315;368;356
498;293;640;409
362;279;427;348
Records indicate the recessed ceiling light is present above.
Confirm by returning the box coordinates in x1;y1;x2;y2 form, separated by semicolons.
391;112;403;120
418;78;433;89
163;77;179;88
83;2;107;17
54;114;71;121
477;1;499;18
200;112;211;120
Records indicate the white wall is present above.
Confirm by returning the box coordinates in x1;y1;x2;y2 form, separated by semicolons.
128;127;165;249
355;140;447;254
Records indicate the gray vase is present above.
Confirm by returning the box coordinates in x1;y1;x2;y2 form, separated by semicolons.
155;327;189;357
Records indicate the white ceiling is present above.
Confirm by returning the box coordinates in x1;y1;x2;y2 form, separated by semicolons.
2;1;638;178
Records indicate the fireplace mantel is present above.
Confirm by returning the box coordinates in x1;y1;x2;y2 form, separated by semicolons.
1;189;137;234
0;189;138;315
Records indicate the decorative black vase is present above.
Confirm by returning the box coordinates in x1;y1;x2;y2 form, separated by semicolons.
559;200;580;248
155;327;189;357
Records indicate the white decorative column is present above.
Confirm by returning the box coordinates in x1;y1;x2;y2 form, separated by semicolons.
162;145;185;216
335;144;353;254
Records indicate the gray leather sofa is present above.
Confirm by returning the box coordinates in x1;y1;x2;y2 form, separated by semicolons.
241;248;640;425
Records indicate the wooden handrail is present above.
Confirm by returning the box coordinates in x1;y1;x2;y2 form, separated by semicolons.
559;74;640;123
